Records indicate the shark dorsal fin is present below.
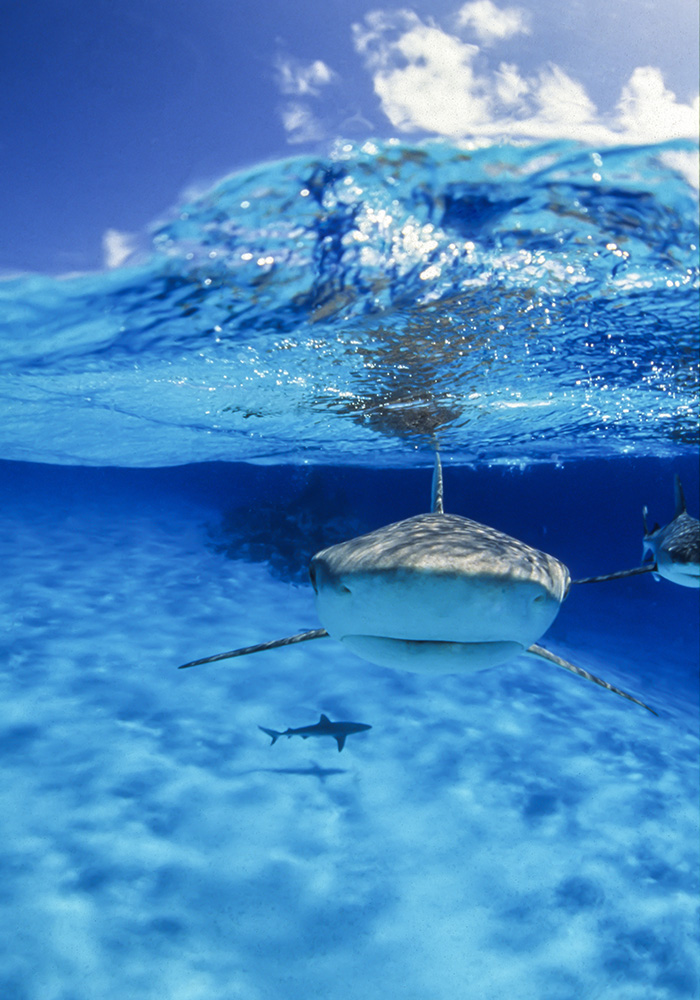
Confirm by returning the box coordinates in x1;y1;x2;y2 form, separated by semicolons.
642;506;660;536
319;713;331;724
674;475;686;518
431;448;444;514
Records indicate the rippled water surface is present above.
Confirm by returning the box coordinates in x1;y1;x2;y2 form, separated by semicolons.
1;139;697;467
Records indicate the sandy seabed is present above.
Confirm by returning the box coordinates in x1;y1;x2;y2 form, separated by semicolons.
0;466;698;1000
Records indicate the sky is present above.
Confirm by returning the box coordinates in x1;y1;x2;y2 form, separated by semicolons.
1;0;698;274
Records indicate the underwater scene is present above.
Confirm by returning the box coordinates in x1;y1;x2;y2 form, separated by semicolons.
1;138;699;999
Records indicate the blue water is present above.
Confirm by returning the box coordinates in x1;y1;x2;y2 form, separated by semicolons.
0;140;698;999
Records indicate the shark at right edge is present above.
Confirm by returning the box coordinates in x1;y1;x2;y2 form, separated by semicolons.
642;476;700;587
573;476;699;589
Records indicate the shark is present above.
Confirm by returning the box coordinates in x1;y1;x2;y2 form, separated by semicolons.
259;714;371;752
573;476;699;589
178;453;656;715
642;477;699;587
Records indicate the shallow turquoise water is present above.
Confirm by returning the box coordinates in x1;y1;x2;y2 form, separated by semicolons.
0;459;698;999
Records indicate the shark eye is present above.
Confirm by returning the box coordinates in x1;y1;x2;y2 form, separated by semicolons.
533;595;544;603
341;584;352;594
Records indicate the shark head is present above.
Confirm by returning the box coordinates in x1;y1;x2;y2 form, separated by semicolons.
643;477;700;589
310;512;570;674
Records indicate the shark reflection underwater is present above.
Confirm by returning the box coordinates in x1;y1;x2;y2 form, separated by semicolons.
178;454;679;716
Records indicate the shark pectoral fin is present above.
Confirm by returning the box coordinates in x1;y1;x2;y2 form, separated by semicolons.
526;644;657;716
177;629;329;669
571;565;657;584
259;726;281;745
335;735;347;752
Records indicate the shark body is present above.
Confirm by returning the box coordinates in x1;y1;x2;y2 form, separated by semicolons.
574;476;699;589
179;454;655;715
643;476;699;588
259;714;371;752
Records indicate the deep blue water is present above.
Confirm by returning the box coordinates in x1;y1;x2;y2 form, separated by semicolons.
0;139;698;999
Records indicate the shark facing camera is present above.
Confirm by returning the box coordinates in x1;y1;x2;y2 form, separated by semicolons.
170;452;700;719
309;512;569;675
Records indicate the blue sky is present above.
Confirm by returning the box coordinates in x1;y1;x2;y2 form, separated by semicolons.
1;0;698;274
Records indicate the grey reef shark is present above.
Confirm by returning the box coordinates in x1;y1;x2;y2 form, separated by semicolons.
179;452;658;715
573;476;700;589
259;714;371;752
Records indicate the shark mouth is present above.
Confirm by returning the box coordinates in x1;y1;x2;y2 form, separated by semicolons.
339;634;524;674
660;562;700;588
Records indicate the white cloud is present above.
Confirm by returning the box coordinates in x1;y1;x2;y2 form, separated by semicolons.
275;57;337;144
455;0;530;44
353;11;489;137
280;103;326;144
659;148;700;190
352;9;421;69
371;22;489;136
494;61;529;107
615;66;700;145
275;57;336;97
352;7;700;146
103;229;136;269
532;64;597;126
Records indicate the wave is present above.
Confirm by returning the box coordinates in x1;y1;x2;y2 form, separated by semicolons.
0;138;697;467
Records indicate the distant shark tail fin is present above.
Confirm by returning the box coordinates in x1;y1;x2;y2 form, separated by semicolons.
177;629;329;669
527;644;657;715
674;475;687;517
431;445;444;514
259;726;282;745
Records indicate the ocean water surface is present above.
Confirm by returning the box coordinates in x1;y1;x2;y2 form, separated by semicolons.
1;140;699;999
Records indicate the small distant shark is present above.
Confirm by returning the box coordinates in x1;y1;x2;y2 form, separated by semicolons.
179;452;656;715
574;476;699;589
259;714;371;752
